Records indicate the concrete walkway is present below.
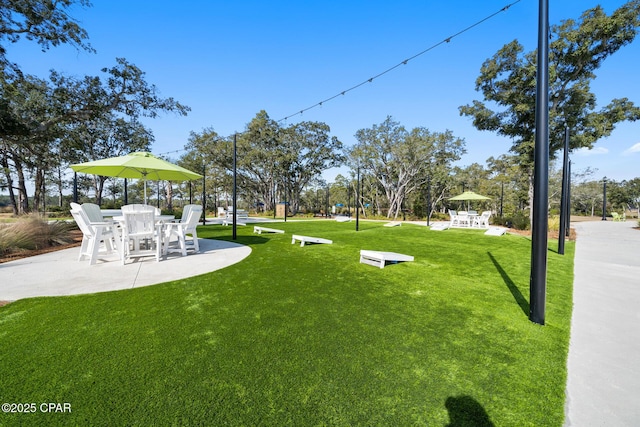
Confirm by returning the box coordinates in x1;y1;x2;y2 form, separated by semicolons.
565;219;640;426
0;238;251;301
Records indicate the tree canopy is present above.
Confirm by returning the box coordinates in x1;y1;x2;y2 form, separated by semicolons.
459;1;640;169
0;0;94;75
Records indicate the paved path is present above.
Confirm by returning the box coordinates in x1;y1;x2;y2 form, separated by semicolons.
0;238;251;301
565;219;640;426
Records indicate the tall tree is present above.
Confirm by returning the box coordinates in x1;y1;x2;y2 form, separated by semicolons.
459;1;640;216
279;121;344;214
350;116;465;219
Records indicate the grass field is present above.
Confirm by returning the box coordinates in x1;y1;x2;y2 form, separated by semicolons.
0;220;574;426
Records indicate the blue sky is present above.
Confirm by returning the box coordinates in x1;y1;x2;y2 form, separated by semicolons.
7;0;640;183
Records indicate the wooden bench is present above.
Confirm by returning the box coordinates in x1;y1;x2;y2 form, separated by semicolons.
291;234;333;247
359;250;414;269
253;226;284;234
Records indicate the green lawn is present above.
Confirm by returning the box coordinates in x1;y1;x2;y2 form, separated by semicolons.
0;220;574;426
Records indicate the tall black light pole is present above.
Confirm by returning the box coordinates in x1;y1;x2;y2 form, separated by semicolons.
347;184;351;217
124;178;128;205
355;166;360;231
201;161;206;226
601;177;607;221
232;134;237;239
500;181;504;218
559;127;570;255
325;185;329;218
426;175;431;227
530;0;550;326
566;161;571;237
73;172;78;203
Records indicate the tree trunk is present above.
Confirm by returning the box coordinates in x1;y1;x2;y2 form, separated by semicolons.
33;168;44;213
1;155;19;215
14;159;30;214
165;181;173;211
56;167;64;207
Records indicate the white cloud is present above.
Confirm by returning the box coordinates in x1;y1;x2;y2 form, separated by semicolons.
623;142;640;155
575;146;609;156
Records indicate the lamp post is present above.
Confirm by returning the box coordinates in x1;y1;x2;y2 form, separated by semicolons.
426;175;431;227
601;176;607;221
355;166;360;231
529;0;549;326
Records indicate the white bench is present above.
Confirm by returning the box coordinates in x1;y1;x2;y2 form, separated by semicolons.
222;220;246;226
291;234;333;247
359;250;414;269
254;226;284;234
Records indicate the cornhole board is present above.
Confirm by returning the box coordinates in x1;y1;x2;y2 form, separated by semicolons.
485;227;507;236
223;220;246;226
291;234;333;247
253;226;285;234
335;216;351;222
430;222;450;231
359;250;414;269
384;221;401;227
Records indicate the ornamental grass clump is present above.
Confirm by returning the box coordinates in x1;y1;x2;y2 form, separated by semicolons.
0;215;74;256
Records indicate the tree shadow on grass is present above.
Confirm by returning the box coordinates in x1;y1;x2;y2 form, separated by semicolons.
487;252;529;316
445;395;494;427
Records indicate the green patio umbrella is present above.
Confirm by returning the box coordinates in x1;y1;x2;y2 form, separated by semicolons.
71;152;202;204
449;191;491;211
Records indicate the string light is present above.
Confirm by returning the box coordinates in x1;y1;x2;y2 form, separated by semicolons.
159;0;521;156
277;0;521;123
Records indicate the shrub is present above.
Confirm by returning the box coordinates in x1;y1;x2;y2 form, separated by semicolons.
503;211;530;230
548;215;561;231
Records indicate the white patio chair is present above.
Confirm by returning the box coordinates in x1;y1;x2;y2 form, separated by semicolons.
473;211;492;228
164;204;203;255
217;206;226;218
448;209;459;227
70;204;119;265
457;211;470;227
120;208;162;264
